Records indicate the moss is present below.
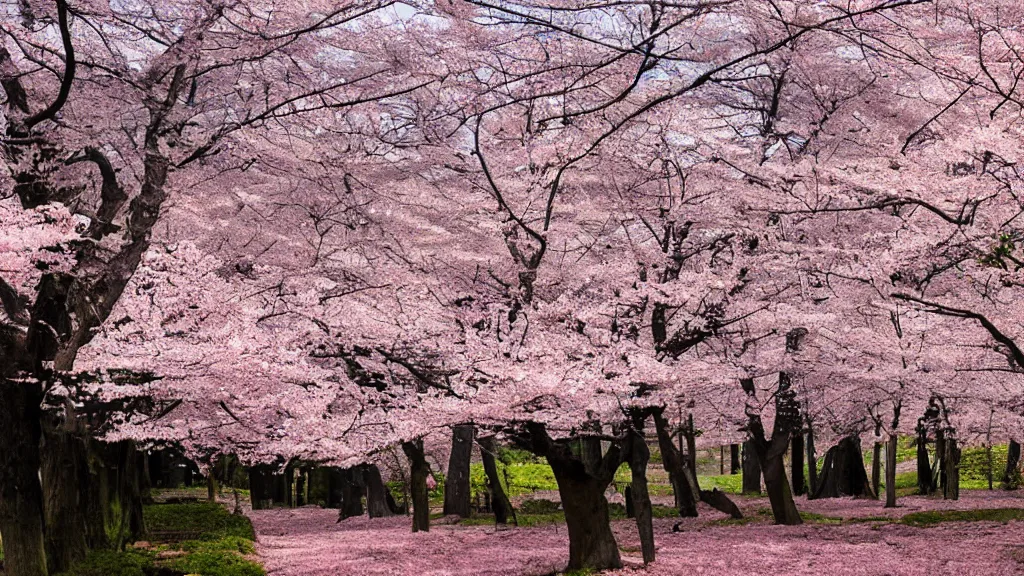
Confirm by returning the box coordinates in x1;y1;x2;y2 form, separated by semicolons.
164;550;264;576
144;502;256;541
57;502;263;576
54;550;154;576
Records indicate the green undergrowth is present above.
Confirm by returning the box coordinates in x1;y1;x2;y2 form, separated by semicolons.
55;502;263;576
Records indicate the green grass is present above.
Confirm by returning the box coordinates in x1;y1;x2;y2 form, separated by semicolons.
54;502;263;576
900;508;1024;527
145;502;256;541
698;473;743;494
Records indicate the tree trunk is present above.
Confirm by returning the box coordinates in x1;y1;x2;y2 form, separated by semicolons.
248;465;274;510
0;383;48;576
884;434;898;508
478;437;514;526
943;436;959;501
791;434;805;496
547;455;622;571
295;468;307;507
685;414;697;479
917;429;935;495
756;444;802;525
871;441;882;499
443;425;474;518
326;467;344;509
1003;440;1021;489
283;463;294;508
742;440;761;495
935;430;946;495
627;427;655;565
40;421;90;575
207;472;218;503
652;410;698;517
340;468;364;519
730;444;741;475
811;436;874;499
364;464;396;518
805;429;818;495
402;440;430;532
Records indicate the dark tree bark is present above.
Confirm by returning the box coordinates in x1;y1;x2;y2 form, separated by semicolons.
521;422;623;571
443;425;475;518
248;465;275;510
806;429;818;495
283;463;294;508
871;441;882;499
884;434;898;508
40;418;90;575
916;427;935;495
810;436;874;499
340;468;365;519
626;415;655;565
652;409;699;517
699;489;743;519
364;464;397;518
741;441;762;495
791;434;806;496
207;470;219;503
0;393;48;576
740;372;802;525
326;467;344;509
578;421;604;476
295;468;307;507
943;436;960;501
1003;440;1021;490
402;440;430;532
684;414;698;479
730;444;741;475
478;436;515;526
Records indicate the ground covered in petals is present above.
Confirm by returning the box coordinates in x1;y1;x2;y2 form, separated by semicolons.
249;491;1024;576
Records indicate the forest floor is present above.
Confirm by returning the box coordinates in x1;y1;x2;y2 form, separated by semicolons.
248;490;1024;576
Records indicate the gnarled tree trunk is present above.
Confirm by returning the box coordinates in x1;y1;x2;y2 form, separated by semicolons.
1003;440;1020;489
871;441;882;499
364;464;396;518
478;436;514;526
943;436;960;501
40;418;90;575
742;440;761;495
248;465;275;510
916;428;935;495
522;423;623;572
730;444;741;475
791;434;805;496
0;382;48;576
549;456;621;571
627;421;654;565
443;425;474;518
885;434;898;508
740;372;802;525
402;440;430;532
811;436;874;499
806;429;818;495
652;409;698;517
